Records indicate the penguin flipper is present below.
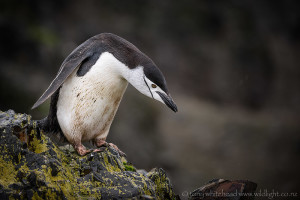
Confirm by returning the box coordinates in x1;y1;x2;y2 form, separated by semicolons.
31;39;97;109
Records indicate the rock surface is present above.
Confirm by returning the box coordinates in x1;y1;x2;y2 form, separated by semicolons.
0;109;258;200
0;110;179;199
189;179;257;200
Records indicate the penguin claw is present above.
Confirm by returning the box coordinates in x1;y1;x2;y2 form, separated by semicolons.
74;145;91;156
92;145;126;157
92;147;106;152
108;143;126;157
94;138;126;157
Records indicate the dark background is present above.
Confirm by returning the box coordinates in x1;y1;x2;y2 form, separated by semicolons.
1;0;299;198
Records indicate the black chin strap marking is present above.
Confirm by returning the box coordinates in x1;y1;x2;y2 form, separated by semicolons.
143;76;154;99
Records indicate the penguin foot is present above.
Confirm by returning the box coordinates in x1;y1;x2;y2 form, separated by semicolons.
108;143;126;157
93;144;126;157
94;138;126;157
92;147;106;152
94;138;107;147
74;144;91;156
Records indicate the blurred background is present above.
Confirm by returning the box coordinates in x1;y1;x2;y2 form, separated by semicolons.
0;0;299;198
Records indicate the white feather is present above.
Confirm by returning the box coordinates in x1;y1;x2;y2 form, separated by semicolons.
57;52;128;143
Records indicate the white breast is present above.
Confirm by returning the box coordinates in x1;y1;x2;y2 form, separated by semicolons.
56;52;128;143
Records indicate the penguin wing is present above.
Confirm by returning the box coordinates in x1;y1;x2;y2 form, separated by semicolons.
31;40;96;109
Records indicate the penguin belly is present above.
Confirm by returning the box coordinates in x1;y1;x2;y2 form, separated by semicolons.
56;62;128;144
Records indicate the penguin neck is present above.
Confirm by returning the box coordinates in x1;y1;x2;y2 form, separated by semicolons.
87;52;129;96
96;52;143;90
95;52;128;81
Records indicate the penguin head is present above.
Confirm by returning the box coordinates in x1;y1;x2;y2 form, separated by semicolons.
99;33;177;112
124;60;178;112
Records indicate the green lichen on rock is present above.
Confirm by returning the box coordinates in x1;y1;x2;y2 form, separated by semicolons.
122;159;136;172
0;110;179;199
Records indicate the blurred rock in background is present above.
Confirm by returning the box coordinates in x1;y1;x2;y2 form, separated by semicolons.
0;0;299;198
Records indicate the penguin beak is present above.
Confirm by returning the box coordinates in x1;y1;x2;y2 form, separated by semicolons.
156;92;178;112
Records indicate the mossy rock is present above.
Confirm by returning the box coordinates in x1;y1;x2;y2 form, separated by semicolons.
0;110;179;199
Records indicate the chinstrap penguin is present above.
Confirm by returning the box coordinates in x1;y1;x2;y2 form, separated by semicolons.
32;33;177;156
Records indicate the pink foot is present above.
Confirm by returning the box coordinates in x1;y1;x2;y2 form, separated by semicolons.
93;148;105;153
94;138;126;156
95;138;107;147
74;144;91;156
108;143;126;157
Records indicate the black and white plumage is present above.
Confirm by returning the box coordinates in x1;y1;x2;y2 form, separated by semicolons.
32;33;177;155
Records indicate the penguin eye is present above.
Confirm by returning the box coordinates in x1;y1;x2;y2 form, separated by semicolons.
151;84;157;88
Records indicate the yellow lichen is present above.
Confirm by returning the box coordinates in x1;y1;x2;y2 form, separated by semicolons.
29;130;48;154
102;152;122;173
0;157;17;188
32;191;43;200
19;162;30;173
45;188;61;200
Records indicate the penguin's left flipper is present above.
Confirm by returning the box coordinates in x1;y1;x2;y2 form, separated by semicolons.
32;38;96;109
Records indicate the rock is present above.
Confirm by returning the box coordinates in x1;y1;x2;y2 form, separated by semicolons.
0;110;179;199
189;179;257;200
